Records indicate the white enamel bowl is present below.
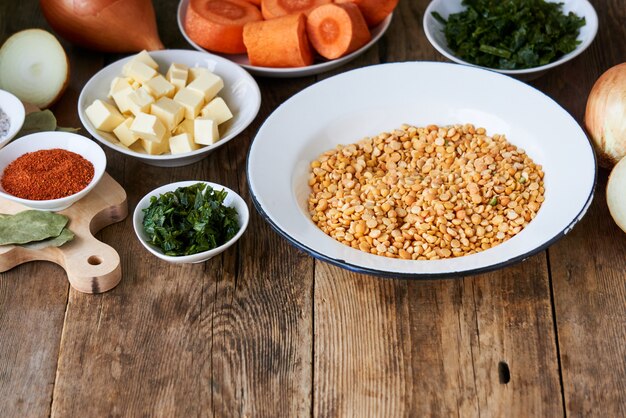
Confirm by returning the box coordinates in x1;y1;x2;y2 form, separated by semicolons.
0;131;107;211
133;181;249;264
423;0;598;80
78;49;261;167
247;62;596;279
177;0;393;78
0;89;25;148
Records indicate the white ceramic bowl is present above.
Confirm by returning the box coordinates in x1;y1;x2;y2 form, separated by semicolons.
177;0;393;78
423;0;598;80
78;49;261;167
0;131;107;211
133;180;249;263
247;62;596;279
0;89;26;148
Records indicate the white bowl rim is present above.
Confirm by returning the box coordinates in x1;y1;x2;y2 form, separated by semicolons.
246;61;597;279
423;0;599;75
133;180;250;263
78;49;261;162
0;89;26;148
0;131;107;208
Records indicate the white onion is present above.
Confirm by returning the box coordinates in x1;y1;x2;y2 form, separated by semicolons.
584;62;626;168
0;29;69;109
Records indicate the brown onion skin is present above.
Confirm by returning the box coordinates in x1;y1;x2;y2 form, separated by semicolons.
39;0;165;53
584;62;626;168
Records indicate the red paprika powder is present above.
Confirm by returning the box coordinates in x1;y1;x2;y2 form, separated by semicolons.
1;148;94;200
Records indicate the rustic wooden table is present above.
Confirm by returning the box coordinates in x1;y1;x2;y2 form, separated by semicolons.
1;0;625;416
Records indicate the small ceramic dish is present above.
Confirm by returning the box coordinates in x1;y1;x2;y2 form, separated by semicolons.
423;0;598;80
133;180;249;264
78;49;261;167
0;131;107;211
177;0;393;78
0;89;26;149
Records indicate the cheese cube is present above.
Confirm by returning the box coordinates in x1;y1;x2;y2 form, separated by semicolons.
133;50;159;69
194;117;220;145
143;75;175;100
140;135;170;155
166;63;189;91
188;67;210;82
169;133;199;154
130;112;167;143
173;119;195;141
151;97;184;131
112;87;135;114
108;77;133;98
187;73;223;102
174;88;204;119
122;59;157;84
112;117;139;147
200;97;233;125
127;87;156;116
85;99;125;132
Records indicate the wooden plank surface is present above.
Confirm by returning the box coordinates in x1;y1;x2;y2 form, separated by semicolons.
0;0;625;417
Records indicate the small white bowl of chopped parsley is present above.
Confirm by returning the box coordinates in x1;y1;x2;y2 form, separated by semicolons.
424;0;598;79
133;181;249;264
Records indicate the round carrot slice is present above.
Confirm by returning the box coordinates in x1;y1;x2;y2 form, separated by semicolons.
185;0;262;54
261;0;331;20
307;3;371;60
335;0;398;27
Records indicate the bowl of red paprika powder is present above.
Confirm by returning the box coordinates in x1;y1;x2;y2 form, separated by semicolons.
0;131;106;211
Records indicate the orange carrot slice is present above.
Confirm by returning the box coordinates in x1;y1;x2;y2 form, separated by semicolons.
243;13;314;67
306;3;371;60
335;0;398;27
185;0;263;54
261;0;331;20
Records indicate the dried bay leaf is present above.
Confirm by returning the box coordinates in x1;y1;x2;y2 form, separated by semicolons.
22;227;75;250
15;110;57;138
0;210;68;245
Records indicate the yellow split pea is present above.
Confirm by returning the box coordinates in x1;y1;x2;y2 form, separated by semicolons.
307;124;545;260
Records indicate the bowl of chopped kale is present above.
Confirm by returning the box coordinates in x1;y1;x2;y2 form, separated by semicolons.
424;0;598;79
133;181;249;264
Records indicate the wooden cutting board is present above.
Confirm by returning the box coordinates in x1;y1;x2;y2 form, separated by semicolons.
0;172;128;294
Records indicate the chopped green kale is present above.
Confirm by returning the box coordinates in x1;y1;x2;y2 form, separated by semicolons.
142;183;240;257
432;0;586;70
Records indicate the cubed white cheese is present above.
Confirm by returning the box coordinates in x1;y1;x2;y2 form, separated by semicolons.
122;59;157;84
108;77;133;98
127;87;156;116
200;97;233;125
169;133;199;154
133;50;159;69
151;97;184;131
188;67;210;82
173;88;204;120
187;73;223;102
173;119;195;141
143;75;175;100
111;87;135;114
194;117;220;145
85;99;125;132
112;117;139;147
140;135;170;155
166;63;189;91
130;112;167;143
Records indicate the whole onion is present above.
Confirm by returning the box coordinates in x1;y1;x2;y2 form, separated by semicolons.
39;0;164;53
584;62;626;168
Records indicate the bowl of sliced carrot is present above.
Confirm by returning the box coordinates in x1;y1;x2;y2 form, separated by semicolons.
177;0;396;77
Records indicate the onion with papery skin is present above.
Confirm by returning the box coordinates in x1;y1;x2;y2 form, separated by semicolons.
39;0;164;53
607;156;626;234
0;29;69;109
584;62;626;168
